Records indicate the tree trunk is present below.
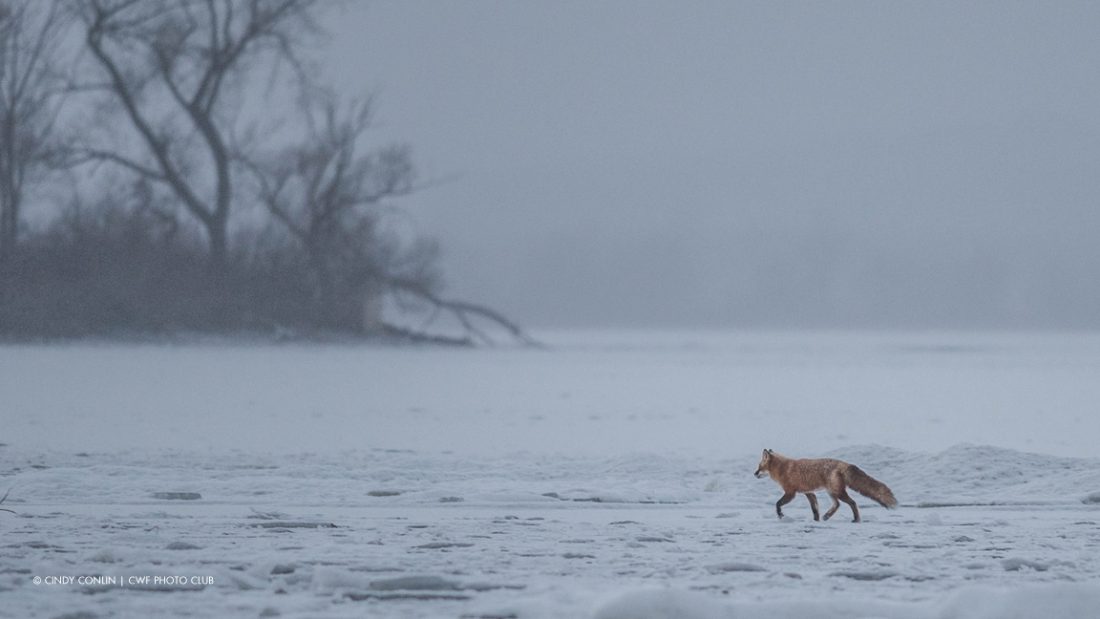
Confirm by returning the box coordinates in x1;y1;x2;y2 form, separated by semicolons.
361;277;385;334
202;217;230;324
0;114;15;263
205;219;228;272
0;202;12;262
0;177;16;264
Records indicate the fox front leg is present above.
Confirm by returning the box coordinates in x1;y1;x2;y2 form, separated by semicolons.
776;491;796;519
804;493;820;521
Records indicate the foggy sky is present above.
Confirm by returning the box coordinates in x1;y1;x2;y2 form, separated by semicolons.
322;1;1100;329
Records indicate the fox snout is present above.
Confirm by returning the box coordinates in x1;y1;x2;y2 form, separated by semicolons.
755;449;773;479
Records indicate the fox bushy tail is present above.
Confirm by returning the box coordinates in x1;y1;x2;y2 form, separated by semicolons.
844;465;897;508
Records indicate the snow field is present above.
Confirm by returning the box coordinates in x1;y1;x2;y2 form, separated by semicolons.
3;331;1100;617
3;443;1100;618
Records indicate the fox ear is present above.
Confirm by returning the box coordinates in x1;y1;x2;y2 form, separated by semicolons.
765;448;773;455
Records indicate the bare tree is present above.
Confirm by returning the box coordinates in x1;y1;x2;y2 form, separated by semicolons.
75;0;316;272
0;0;68;263
245;92;415;326
246;91;538;345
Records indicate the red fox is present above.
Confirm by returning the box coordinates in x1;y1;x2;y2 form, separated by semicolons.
754;449;897;522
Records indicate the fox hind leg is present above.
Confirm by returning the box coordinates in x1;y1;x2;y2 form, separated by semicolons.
776;491;796;519
804;493;820;521
824;494;840;521
838;487;860;523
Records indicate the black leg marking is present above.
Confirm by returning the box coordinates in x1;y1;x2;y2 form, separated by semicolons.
776;491;795;519
824;494;840;521
839;488;860;522
804;493;820;521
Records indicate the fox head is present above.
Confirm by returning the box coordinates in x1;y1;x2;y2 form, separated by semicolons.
754;449;773;478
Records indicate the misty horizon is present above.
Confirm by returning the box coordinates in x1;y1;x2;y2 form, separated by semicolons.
324;2;1100;330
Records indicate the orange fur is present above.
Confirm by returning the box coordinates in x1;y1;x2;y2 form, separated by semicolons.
754;449;897;522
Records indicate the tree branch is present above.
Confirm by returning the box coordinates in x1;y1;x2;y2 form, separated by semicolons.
0;487;15;515
68;148;166;180
387;277;541;347
85;8;212;226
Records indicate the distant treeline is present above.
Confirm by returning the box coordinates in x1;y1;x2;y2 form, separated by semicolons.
0;1;528;344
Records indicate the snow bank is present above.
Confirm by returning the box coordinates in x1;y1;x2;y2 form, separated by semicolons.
594;583;1100;619
940;583;1100;618
594;589;732;619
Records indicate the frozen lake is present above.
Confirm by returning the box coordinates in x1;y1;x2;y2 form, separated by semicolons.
6;330;1100;457
2;331;1100;617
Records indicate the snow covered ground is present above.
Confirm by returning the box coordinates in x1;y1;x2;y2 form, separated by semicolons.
2;330;1100;618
